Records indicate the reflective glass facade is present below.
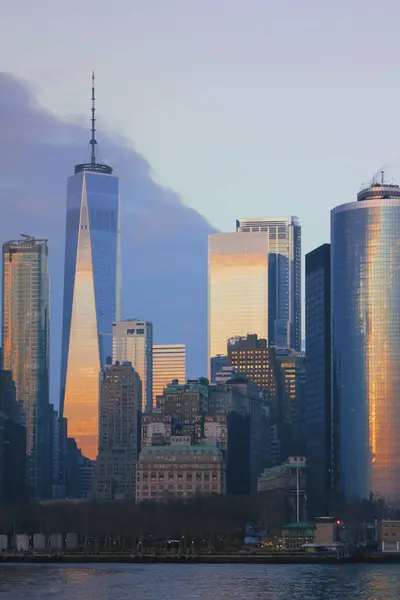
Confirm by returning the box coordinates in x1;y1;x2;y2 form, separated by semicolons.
60;170;120;460
208;231;270;366
2;237;50;493
332;184;400;504
112;320;153;413
208;218;301;373
236;218;301;350
305;244;331;516
152;344;186;405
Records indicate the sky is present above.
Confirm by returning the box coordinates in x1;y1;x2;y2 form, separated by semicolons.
2;0;400;248
1;0;400;401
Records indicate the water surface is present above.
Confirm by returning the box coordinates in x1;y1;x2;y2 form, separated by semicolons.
1;563;400;599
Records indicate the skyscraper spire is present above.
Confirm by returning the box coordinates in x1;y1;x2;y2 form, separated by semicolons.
74;72;113;175
90;70;97;165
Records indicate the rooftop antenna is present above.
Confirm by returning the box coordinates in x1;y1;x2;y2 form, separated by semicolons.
90;70;97;165
381;169;385;186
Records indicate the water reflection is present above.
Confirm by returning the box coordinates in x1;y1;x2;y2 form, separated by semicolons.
1;564;400;600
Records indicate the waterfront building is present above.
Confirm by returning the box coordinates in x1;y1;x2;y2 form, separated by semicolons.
305;244;332;516
136;438;225;502
2;236;50;495
60;75;121;460
208;217;301;372
257;456;307;523
113;320;152;413
152;344;186;406
331;179;400;505
94;363;141;500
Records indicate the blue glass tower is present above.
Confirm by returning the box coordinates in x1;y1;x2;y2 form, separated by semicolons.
60;74;121;460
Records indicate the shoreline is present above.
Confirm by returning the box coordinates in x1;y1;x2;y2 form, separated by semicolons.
1;553;400;565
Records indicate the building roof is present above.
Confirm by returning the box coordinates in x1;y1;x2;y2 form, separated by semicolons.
139;444;221;458
282;521;315;530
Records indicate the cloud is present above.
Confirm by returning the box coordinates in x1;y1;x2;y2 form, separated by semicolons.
0;72;216;405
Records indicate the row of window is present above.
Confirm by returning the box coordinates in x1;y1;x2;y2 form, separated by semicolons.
139;471;219;481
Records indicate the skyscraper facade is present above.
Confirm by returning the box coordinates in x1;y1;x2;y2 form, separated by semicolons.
112;320;152;413
208;217;301;371
227;334;277;400
236;218;301;350
95;363;141;500
332;181;400;505
60;76;121;460
305;244;331;516
152;344;186;405
2;236;50;494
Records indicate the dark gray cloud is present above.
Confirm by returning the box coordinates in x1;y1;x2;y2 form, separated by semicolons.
0;73;216;405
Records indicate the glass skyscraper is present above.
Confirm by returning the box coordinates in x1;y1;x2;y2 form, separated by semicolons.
208;217;301;370
2;236;50;494
112;320;153;413
332;181;400;505
152;344;186;406
305;243;331;516
60;76;120;460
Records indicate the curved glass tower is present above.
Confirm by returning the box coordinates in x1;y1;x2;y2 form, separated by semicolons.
60;75;121;460
331;180;400;505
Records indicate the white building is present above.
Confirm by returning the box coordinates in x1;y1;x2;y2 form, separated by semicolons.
113;319;153;412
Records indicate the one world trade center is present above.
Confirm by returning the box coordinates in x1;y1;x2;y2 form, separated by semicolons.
60;74;121;460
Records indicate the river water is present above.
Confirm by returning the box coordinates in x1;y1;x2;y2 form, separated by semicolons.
1;563;400;599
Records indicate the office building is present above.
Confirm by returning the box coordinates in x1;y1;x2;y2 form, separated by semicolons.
228;334;278;401
158;378;208;438
152;344;186;405
208;217;301;372
136;438;225;502
210;355;228;383
141;413;172;448
113;320;152;413
305;244;331;516
331;179;400;505
0;368;27;503
2;236;50;495
94;363;141;500
60;75;121;460
275;349;306;461
208;374;269;493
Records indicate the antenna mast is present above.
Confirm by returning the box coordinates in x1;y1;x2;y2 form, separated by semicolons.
90;71;97;165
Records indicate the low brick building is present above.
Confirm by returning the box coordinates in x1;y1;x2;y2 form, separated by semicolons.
136;440;225;502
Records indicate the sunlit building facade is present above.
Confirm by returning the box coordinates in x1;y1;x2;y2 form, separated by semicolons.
236;218;301;351
113;320;152;413
2;236;50;494
208;229;269;367
332;181;400;505
152;344;186;406
208;217;301;373
60;78;121;460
